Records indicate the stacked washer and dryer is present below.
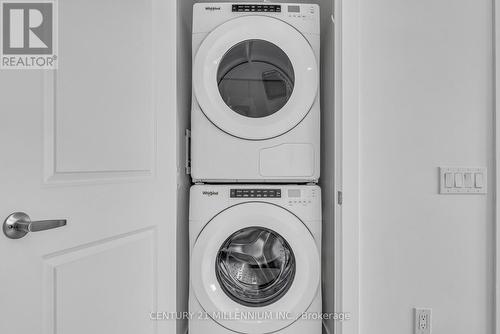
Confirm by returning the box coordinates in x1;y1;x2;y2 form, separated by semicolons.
189;3;322;334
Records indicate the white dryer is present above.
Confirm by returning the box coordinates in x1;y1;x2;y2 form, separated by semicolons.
191;3;320;183
189;184;322;334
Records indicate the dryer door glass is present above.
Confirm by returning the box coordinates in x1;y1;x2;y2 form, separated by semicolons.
215;226;296;307
217;40;295;118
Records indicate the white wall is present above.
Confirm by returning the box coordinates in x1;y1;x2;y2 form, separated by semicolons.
358;1;495;333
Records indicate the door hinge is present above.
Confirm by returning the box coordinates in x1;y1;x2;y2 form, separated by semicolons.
337;191;343;205
185;129;191;175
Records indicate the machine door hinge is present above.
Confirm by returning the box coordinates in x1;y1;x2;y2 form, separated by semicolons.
337;191;343;205
185;129;191;175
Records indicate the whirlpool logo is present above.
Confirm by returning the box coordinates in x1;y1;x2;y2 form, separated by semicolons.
205;6;221;11
202;191;219;196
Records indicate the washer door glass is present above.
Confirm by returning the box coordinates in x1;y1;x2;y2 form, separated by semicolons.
215;226;296;307
217;39;295;118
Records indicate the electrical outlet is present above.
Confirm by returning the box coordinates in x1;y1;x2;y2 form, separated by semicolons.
414;308;431;334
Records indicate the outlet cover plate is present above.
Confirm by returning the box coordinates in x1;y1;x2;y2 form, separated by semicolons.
414;308;431;334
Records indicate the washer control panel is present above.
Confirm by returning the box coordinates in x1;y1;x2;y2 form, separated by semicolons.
223;186;320;219
230;188;281;198
285;187;318;207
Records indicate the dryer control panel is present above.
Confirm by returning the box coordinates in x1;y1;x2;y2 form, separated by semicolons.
232;4;281;12
193;3;320;35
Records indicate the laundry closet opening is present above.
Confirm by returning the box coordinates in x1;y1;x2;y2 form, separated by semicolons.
176;1;336;333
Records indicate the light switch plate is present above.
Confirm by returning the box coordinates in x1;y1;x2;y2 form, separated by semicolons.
439;167;487;194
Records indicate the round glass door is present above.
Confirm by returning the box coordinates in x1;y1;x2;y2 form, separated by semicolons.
217;40;295;118
215;227;295;307
193;16;319;140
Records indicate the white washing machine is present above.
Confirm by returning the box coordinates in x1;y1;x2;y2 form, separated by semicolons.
191;3;320;183
189;184;322;334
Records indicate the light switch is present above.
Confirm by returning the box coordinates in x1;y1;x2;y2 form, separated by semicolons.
464;173;473;188
444;173;454;188
440;167;487;194
475;173;484;188
454;173;464;187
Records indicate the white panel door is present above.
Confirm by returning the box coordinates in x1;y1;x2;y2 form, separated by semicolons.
0;0;177;333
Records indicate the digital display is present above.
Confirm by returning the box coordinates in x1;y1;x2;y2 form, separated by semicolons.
288;5;300;13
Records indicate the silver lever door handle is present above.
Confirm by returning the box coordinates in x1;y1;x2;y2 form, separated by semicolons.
3;212;67;239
